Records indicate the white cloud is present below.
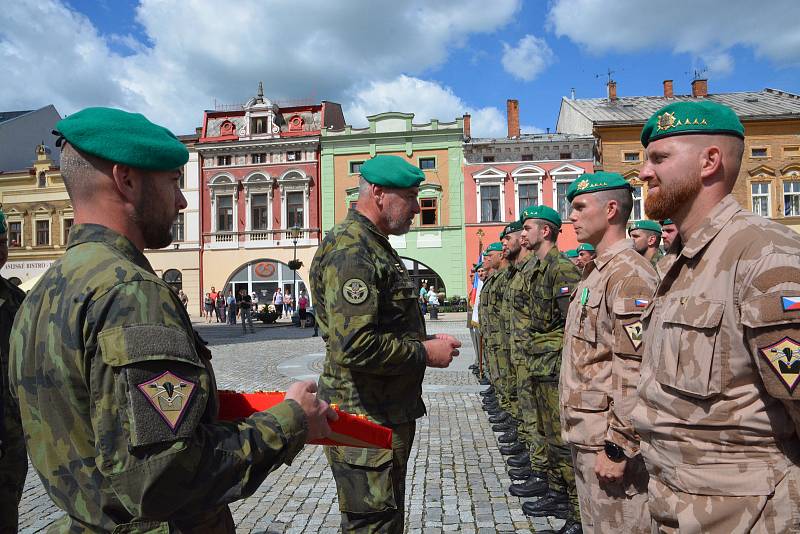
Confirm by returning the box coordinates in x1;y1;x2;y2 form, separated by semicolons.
0;0;522;134
547;0;800;72
702;51;734;78
501;34;554;81
345;75;540;138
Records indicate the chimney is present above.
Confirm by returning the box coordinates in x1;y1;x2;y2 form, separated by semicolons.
607;80;617;102
462;113;471;139
507;99;520;138
663;80;674;98
691;78;708;98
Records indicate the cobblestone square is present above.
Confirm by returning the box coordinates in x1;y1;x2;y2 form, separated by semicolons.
18;318;562;533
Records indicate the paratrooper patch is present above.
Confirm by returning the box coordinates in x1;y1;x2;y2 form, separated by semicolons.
137;371;196;432
759;337;800;393
342;278;369;304
623;320;644;351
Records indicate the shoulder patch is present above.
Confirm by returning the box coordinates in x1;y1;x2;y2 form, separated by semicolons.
753;267;800;293
137;371;197;431
759;337;800;394
342;278;369;304
624;320;644;350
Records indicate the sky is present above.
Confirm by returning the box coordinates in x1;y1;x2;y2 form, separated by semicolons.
2;0;799;138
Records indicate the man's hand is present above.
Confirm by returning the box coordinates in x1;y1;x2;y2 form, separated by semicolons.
594;451;626;484
285;380;338;443
423;335;462;368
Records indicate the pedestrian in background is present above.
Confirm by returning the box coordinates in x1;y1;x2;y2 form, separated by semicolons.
298;291;309;328
178;288;188;309
419;281;429;315
272;287;283;317
226;289;237;325
283;289;294;318
215;291;226;324
204;292;214;323
240;289;255;334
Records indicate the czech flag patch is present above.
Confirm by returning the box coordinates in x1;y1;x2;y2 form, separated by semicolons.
559;286;571;295
782;296;800;312
634;299;649;307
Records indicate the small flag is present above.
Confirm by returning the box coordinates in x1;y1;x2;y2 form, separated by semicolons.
782;296;800;312
634;299;649;307
559;286;570;295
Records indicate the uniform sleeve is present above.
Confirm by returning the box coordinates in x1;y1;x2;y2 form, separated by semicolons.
90;280;309;519
605;273;656;456
321;251;427;375
553;260;582;320
740;253;800;428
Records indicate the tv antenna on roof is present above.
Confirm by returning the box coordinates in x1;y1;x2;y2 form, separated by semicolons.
595;68;617;84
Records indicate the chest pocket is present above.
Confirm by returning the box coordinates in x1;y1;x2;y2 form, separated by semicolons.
388;280;424;337
567;290;602;343
654;297;726;399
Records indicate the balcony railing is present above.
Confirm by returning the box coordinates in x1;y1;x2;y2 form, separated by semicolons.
203;228;320;246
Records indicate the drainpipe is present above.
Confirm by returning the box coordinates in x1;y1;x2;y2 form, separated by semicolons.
198;149;205;318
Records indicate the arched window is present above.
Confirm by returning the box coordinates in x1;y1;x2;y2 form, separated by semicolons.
163;269;182;291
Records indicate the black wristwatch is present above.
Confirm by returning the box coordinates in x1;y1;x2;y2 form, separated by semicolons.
604;441;626;462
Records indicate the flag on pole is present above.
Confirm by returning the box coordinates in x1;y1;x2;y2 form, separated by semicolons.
468;249;482;306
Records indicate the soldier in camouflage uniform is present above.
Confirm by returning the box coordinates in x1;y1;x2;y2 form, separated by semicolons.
478;244;504;397
483;244;514;421
560;173;659;534
628;219;663;267
632;101;800;532
0;210;27;532
311;155;461;533
10;107;335;532
514;206;582;522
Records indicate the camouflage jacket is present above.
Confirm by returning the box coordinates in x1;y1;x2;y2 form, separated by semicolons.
650;249;664;268
311;210;427;426
509;253;539;364
560;239;658;454
497;263;519;354
483;266;510;351
632;195;800;498
0;276;24;447
10;224;308;533
526;246;581;379
478;271;496;339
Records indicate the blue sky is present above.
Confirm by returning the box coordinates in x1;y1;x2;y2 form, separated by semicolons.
3;0;799;137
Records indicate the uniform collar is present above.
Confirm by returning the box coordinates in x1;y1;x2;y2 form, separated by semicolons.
591;238;634;272
533;245;560;272
347;208;390;243
678;194;742;259
66;224;154;273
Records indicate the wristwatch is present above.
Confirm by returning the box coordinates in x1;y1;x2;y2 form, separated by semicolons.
604;441;626;462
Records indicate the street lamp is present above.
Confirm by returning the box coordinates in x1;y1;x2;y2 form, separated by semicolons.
288;226;302;309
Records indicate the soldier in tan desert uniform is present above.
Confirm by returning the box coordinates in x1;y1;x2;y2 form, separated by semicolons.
632;100;800;533
560;172;658;534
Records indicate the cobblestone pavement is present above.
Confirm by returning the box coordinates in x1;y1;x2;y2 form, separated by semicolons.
18;319;563;533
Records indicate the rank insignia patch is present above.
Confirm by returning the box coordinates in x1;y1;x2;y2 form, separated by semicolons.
624;321;643;351
759;337;800;393
342;278;369;304
781;296;800;312
137;371;196;432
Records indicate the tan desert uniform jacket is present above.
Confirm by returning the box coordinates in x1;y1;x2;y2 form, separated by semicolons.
632;196;800;530
560;239;658;455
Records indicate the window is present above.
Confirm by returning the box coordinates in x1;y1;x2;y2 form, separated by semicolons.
252;118;266;134
286;191;304;228
560;152;571;159
286;151;302;162
8;222;21;247
518;183;538;214
217;155;231;166
521;154;533;161
624;151;641;162
480;185;501;222
349;161;364;174
785;146;800;158
784;181;800;216
631;185;644;221
752;183;770;217
251;194;269;230
420;198;437;226
63;218;74;244
482;155;495;163
36;220;49;246
419;157;436;170
252;153;267;164
217;195;234;231
38;172;46;188
555;182;571;220
751;147;768;158
171;213;184;242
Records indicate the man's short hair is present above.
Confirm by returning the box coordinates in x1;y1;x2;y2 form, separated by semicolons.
595;188;633;223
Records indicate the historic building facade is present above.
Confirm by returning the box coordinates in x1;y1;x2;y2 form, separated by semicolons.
320;112;468;298
557;80;800;233
197;84;345;307
463;100;595;267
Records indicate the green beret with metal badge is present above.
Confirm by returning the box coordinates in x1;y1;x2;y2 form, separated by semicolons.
629;219;662;234
519;204;561;228
483;242;503;255
660;218;674;225
576;243;595;252
640;100;744;147
566;171;631;203
359;155;425;188
54;107;189;170
500;220;523;239
564;249;578;258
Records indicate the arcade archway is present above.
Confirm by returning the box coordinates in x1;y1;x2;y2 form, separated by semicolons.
223;259;310;309
402;257;446;296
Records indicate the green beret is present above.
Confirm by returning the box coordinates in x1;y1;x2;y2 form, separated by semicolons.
519;204;561;228
0;209;6;234
641;100;744;147
576;243;595;252
500;220;523;239
475;261;484;269
566;172;631;203
359;155;424;188
55;107;188;171
629;219;662;234
660;218;674;225
564;249;578;258
483;242;503;254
